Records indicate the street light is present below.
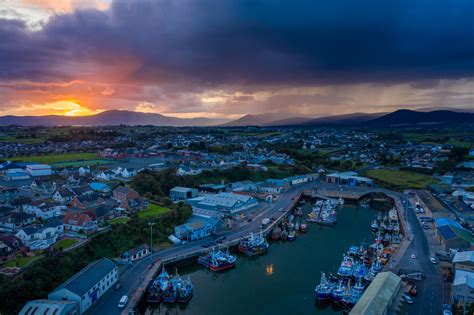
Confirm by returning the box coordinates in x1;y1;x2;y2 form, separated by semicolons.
148;222;156;255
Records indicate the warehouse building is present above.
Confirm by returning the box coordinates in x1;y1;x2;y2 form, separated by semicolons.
169;186;198;201
48;258;118;314
188;192;257;214
350;272;402;315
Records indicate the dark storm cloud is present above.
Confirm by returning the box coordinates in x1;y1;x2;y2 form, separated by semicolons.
1;0;473;87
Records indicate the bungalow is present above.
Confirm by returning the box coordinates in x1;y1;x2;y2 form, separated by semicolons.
63;211;98;234
15;218;64;248
121;244;150;262
0;212;35;232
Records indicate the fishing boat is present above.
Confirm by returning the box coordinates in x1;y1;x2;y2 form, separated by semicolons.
288;230;296;241
315;272;335;301
176;276;193;303
300;223;308;233
281;229;288;240
389;208;398;222
197;248;237;271
146;268;170;303
341;278;364;308
331;280;346;303
337;255;354;277
338;197;344;205
370;219;379;232
271;226;282;240
295;220;300;231
238;232;269;256
352;261;369;279
162;278;177;303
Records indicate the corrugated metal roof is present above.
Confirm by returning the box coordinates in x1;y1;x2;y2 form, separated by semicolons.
350;272;402;315
50;258;116;296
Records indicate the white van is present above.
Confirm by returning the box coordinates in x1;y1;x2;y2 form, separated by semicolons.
118;295;128;309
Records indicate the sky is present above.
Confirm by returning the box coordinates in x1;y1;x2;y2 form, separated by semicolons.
0;0;473;119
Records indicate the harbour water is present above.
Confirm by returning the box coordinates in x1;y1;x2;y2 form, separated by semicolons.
141;201;377;315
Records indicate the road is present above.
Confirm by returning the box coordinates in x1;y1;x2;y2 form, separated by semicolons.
394;194;444;315
89;182;315;314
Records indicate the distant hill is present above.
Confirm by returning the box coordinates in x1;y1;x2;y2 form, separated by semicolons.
301;112;386;126
366;109;474;127
0;110;229;127
222;113;299;126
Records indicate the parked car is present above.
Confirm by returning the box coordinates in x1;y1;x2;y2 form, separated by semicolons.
411;254;417;259
403;295;413;304
430;257;438;264
118;295;128;309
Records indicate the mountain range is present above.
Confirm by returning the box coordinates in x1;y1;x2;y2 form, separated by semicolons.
0;109;472;127
0;110;229;127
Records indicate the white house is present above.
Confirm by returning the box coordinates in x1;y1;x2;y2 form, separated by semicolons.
95;171;114;181
53;188;75;204
23;200;62;220
15;218;64;248
48;258;118;314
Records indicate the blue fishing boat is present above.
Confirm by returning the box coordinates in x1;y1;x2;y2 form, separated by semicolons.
146;267;170;303
197;248;237;271
352;261;369;279
341;278;364;308
337;255;354;277
162;277;178;303
238;232;269;256
331;280;346;303
176;276;193;303
315;272;335;301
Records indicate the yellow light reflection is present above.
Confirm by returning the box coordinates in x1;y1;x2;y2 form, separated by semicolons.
266;264;273;276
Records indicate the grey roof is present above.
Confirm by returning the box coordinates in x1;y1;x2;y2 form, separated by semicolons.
22;218;63;235
50;258;117;296
19;299;78;315
170;186;196;193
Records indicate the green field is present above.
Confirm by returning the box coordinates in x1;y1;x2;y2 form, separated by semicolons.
137;203;170;219
109;217;130;225
13;152;99;164
4;255;43;268
365;169;437;190
51;159;114;169
52;239;77;250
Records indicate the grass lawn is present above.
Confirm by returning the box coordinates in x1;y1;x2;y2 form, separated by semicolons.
109;217;130;225
137;204;170;219
365;169;437;190
51;159;114;169
53;238;77;250
4;255;43;268
13;152;98;164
